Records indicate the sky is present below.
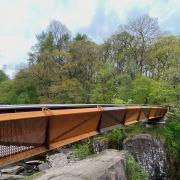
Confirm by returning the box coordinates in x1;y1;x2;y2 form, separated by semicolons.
0;0;179;77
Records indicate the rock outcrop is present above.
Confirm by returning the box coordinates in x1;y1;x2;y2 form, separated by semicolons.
0;174;24;179
0;166;24;179
0;165;24;175
90;137;110;154
123;134;169;179
47;152;69;168
37;149;127;180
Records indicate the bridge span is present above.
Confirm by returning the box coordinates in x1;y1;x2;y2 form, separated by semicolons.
0;104;167;167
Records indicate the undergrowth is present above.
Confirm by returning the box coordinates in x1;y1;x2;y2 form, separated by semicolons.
72;143;92;160
105;127;125;149
126;155;149;180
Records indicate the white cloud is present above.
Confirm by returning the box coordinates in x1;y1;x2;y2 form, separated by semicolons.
0;0;98;75
0;35;33;77
0;0;179;77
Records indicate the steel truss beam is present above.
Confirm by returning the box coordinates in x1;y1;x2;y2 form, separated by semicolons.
0;105;167;167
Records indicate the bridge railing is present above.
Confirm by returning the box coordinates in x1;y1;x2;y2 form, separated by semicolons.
0;105;167;167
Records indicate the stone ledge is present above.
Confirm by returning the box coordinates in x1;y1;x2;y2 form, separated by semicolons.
36;149;128;180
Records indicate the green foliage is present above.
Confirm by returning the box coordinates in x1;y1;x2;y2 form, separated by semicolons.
116;74;134;103
153;119;180;159
0;80;18;104
126;155;149;180
0;70;39;104
131;76;175;105
0;70;8;83
0;79;39;104
72;144;92;160
0;16;179;106
105;127;125;148
90;63;117;103
143;119;180;179
124;124;145;137
132;76;153;104
73;33;88;41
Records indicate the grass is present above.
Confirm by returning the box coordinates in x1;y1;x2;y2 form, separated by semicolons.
72;143;92;160
126;155;149;180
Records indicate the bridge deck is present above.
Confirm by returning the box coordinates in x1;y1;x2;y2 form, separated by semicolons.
0;104;167;167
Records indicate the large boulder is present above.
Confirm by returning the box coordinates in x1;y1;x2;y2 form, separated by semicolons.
123;134;169;179
37;149;127;180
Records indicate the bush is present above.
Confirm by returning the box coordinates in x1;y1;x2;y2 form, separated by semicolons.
72;144;91;160
105;127;125;148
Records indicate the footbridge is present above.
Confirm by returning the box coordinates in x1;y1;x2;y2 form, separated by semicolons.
0;104;167;167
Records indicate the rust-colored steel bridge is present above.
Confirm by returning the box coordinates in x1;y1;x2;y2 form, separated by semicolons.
0;104;167;167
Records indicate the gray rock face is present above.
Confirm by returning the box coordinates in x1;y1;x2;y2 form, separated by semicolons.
0;174;24;179
90;138;110;154
37;149;127;180
38;163;50;171
47;153;69;168
0;165;24;175
123;134;169;179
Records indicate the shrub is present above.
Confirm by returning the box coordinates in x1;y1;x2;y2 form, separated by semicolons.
72;144;91;160
105;127;125;148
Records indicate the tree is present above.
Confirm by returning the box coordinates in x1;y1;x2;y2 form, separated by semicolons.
147;35;180;104
90;63;117;103
0;80;17;104
147;36;179;78
28;20;71;64
119;14;160;73
68;39;100;103
0;70;8;83
73;33;88;41
131;76;175;105
120;15;160;45
14;69;39;103
0;15;178;106
103;32;137;77
48;20;71;50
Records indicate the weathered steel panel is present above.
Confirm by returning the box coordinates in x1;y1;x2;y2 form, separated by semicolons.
0;118;47;145
99;108;126;132
49;112;101;142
